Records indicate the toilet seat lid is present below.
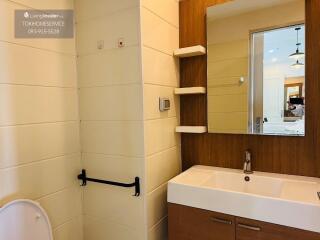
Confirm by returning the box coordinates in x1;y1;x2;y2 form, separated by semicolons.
0;199;53;240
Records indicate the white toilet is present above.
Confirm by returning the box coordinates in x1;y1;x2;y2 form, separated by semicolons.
0;199;53;240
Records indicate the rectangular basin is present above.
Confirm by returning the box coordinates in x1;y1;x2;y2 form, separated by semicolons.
168;165;320;233
202;171;284;198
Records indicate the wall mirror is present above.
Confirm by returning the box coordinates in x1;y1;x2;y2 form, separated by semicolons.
207;0;305;136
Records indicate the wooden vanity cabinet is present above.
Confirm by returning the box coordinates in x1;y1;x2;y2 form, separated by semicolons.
168;203;235;240
236;217;320;240
168;204;320;240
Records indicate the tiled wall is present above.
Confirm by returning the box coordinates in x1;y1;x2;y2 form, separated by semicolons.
75;0;180;239
75;0;146;239
0;0;179;238
0;0;180;239
207;39;248;133
140;0;181;239
0;0;82;240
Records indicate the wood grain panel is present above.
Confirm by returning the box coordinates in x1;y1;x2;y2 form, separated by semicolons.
180;0;320;177
168;203;236;240
168;204;320;240
236;217;320;240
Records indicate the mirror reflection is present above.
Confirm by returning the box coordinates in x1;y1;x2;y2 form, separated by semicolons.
207;0;305;136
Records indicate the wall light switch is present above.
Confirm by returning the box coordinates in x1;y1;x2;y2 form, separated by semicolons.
159;98;170;112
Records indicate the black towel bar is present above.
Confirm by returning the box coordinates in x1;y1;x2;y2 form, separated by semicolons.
77;169;140;197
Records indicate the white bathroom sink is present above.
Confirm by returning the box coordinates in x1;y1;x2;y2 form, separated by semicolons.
201;171;284;198
168;165;320;233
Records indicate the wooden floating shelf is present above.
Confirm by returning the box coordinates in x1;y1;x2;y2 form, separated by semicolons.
173;45;206;58
176;126;207;133
174;87;206;95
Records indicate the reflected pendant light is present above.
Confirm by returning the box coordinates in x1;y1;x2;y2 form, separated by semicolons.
289;27;305;60
291;60;304;69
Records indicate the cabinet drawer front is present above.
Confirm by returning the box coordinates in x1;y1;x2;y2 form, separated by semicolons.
169;203;235;240
169;204;320;240
236;217;320;240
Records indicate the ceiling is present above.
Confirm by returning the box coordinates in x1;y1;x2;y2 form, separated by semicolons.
207;0;301;21
263;25;305;78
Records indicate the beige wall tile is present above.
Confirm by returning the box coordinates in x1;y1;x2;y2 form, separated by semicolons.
142;47;179;87
144;84;179;120
141;0;179;28
0;1;76;54
140;3;180;239
39;187;82;228
208;94;248;113
1;1;81;239
207;40;248;63
83;184;144;229
0;42;77;87
144;118;179;156
76;8;140;55
208;112;248;133
0;153;81;205
81;121;144;157
77;3;145;240
75;0;138;22
0;86;78;126
207;82;248;95
146;147;180;193
53;217;83;240
208;76;247;88
147;183;167;228
78;46;141;87
80;84;143;121
141;8;179;55
82;153;142;184
207;58;248;78
84;215;144;240
0;122;80;169
148;217;168;240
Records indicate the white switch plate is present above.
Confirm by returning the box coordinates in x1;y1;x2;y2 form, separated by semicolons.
159;98;170;112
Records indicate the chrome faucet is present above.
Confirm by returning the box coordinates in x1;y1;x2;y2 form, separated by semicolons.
244;150;253;174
